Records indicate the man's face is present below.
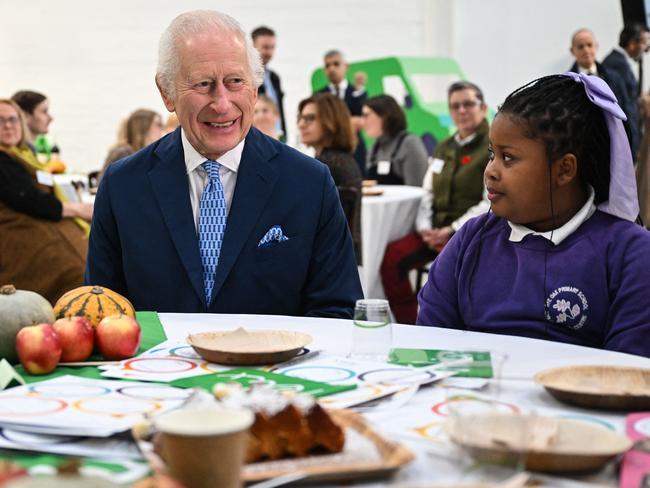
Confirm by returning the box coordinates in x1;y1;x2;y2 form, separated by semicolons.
324;54;346;85
158;29;257;160
253;34;275;66
570;31;598;69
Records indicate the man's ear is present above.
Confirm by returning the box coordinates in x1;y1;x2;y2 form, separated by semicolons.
156;75;176;112
554;153;579;186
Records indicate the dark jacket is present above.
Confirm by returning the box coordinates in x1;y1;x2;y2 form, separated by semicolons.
258;69;287;139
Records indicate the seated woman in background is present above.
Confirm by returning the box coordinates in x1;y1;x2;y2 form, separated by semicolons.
298;93;362;261
253;95;281;140
101;109;164;178
418;73;650;358
381;81;490;324
11;90;53;154
363;94;428;186
0;99;92;304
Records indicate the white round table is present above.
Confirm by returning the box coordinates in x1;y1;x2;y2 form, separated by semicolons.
360;185;425;299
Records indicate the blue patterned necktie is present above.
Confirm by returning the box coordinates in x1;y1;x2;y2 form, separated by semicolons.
198;160;226;304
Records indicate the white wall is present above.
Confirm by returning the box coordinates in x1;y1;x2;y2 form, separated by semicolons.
1;0;628;173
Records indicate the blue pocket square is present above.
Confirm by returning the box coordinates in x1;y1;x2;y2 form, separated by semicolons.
258;225;289;248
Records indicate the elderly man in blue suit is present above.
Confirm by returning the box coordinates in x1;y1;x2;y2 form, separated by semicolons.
85;10;363;317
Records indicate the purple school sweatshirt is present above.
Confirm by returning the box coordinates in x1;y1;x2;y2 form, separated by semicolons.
417;211;650;357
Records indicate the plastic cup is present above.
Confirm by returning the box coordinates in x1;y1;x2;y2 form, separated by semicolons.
350;299;393;362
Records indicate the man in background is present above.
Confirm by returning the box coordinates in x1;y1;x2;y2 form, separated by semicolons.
318;50;367;176
602;23;650;158
252;26;286;140
568;29;626;109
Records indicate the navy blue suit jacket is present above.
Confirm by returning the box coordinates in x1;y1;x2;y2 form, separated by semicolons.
85;127;363;317
602;49;640;156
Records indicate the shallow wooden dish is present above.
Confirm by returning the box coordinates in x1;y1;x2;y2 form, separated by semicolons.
362;188;384;197
362;179;378;187
534;365;650;410
187;328;312;366
446;412;632;473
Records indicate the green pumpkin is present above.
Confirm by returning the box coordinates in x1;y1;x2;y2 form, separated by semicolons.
0;284;55;364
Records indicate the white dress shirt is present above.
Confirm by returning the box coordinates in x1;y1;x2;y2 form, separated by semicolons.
328;79;349;99
181;128;245;233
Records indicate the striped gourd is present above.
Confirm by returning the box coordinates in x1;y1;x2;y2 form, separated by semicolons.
53;286;135;328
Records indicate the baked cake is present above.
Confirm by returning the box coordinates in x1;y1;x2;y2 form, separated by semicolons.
213;383;345;462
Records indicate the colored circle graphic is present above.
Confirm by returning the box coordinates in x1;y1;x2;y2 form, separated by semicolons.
431;395;519;417
169;345;202;359
73;397;161;417
319;384;384;405
116;385;191;401
0;396;67;416
123;357;197;373
29;383;111;397
278;366;355;383
357;368;434;384
634;417;650;437
556;414;616;431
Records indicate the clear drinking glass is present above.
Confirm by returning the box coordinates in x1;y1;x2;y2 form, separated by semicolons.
350;299;392;362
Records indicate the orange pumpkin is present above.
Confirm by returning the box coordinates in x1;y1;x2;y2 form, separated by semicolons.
53;286;135;328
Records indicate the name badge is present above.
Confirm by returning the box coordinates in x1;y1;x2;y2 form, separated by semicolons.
377;160;391;175
429;157;445;174
36;170;54;187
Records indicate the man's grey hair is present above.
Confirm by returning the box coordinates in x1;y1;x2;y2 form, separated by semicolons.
324;49;345;61
157;10;264;98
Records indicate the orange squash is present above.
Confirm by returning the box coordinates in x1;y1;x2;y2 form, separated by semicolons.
53;286;135;328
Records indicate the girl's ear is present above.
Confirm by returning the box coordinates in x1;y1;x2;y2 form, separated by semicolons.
554;153;578;186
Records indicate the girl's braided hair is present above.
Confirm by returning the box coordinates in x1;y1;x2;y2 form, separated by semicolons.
498;74;610;203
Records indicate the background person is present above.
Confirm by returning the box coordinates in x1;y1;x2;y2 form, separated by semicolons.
253;95;281;140
0;99;91;304
380;81;490;324
418;74;650;358
298;93;362;261
602;23;650;159
318;50;367;176
100;109;164;179
85;10;362;317
363;94;428;186
11;90;53;154
252;26;286;140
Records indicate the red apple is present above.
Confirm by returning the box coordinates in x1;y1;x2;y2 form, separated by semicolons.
96;314;141;360
52;317;94;362
16;323;62;375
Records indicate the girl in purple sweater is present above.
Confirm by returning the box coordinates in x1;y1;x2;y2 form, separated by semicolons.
417;73;650;358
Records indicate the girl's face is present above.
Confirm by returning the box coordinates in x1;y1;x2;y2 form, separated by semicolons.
0;103;22;147
253;99;278;136
485;114;562;231
145;115;165;145
26;99;53;136
298;103;323;147
361;106;383;138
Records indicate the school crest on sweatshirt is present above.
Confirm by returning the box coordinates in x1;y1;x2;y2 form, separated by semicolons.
545;286;589;330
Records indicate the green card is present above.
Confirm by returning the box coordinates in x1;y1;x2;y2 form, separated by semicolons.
388;348;493;377
171;368;356;397
0;359;25;390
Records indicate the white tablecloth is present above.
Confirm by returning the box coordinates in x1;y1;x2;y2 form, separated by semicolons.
160;313;648;487
360;185;425;299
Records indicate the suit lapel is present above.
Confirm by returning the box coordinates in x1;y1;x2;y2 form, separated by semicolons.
210;129;279;303
148;129;206;307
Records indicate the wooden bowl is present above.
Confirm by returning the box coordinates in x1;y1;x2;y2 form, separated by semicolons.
186;328;313;366
534;365;650;410
446;413;632;473
362;188;384;197
362;179;378;187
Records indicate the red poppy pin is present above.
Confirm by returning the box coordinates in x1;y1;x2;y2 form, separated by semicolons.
460;155;472;165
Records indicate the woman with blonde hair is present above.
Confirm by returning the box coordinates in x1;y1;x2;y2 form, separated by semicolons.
101;109;164;177
298;93;362;261
0;99;91;303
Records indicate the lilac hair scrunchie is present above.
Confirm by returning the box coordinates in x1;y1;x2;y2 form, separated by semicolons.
561;71;639;222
